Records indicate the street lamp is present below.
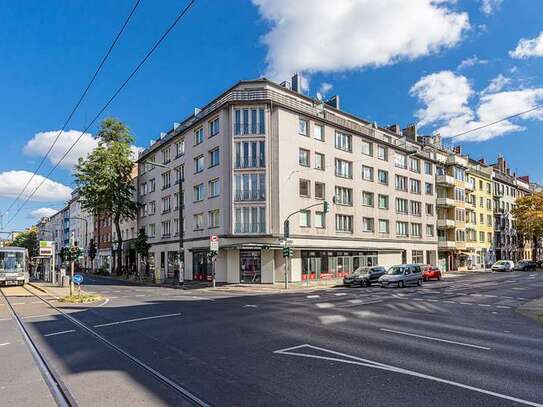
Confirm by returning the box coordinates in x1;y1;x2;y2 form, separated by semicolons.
146;160;184;285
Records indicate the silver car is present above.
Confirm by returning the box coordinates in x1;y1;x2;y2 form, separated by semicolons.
491;260;514;272
378;264;423;288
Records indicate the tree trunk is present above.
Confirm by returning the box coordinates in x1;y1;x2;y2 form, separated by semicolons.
533;236;539;262
114;215;123;277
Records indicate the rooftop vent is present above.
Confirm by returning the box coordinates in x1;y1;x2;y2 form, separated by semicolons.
280;80;291;90
160;132;166;139
173;122;180;130
194;107;202;116
325;95;340;110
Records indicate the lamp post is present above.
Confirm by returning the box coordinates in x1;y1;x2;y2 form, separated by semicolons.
146;161;184;285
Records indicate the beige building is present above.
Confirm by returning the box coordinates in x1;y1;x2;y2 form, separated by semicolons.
136;77;438;284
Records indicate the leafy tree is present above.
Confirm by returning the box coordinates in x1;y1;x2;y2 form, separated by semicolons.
7;226;38;258
511;192;543;261
134;228;150;275
75;118;138;275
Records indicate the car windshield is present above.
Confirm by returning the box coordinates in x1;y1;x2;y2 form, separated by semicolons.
387;266;405;275
495;261;508;265
352;268;370;275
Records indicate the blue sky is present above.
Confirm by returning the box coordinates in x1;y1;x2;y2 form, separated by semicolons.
1;0;542;231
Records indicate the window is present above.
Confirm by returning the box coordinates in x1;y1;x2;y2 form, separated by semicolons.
455;208;465;222
378;219;389;234
209;117;220;137
412;250;424;263
335;186;353;206
194;155;204;173
299;148;310;167
208;210;220;228
140;182;147;196
161;220;171;237
454;188;465;202
336;214;353;232
425;182;433;195
426;224;434;237
362;217;374;232
194;184;204;201
194;213;205;230
173;192;179;210
378;169;388;185
315;182;325;199
335;131;352;152
487;215;492;226
396;221;408;237
299;210;310;227
426;203;434;216
424;161;432;175
395;175;407;191
148;201;156;215
315;152;325;170
361;140;373;156
299;118;308;136
410;179;421;194
235;140;266;169
396;198;408;214
377;145;387;161
149;178;156;192
410;201;421;216
162;196;171;213
335;158;353;178
378;194;389;209
175;139;185;157
487;232;492;243
148;224;156;237
455;229;465;242
314;124;324;141
235;207;266;233
315;211;325;228
208;178;220;198
479;231;485;243
411;223;422;237
409;158;420;173
174;165;184;184
209;148;220;167
486;183;491;194
454;167;465;181
162;171;171;189
395;153;407;169
486;199;492;210
362;191;374;207
195;127;204;145
362;166;374;181
299;179;311;197
162;147;171;164
173;219;179;236
234;108;265;135
234;173;265;201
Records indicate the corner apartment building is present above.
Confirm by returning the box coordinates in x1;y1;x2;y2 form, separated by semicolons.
137;77;438;284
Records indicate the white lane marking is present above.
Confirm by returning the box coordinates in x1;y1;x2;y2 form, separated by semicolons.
306;295;320;299
134;294;146;297
0;318;12;322
95;298;110;308
318;315;348;324
44;329;76;337
513;288;525;290
459;302;473;305
496;305;511;309
274;344;542;407
10;302;26;305
108;296;118;299
23;314;57;319
334;293;348;296
443;300;456;304
190;296;215;301
478;304;491;307
93;313;182;328
0;342;10;347
243;304;258;308
315;302;335;309
348;299;363;304
380;328;491;350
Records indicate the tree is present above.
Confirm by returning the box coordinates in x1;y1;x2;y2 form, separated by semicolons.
7;226;39;258
511;192;543;262
134;228;150;276
75;118;138;276
88;239;97;272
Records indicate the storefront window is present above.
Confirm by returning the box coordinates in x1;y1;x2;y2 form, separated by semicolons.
240;250;261;283
301;251;378;280
167;251;178;279
193;251;212;281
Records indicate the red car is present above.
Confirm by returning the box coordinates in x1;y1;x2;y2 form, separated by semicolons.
421;265;442;281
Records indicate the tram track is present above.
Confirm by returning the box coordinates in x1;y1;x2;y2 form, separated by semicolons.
1;286;211;407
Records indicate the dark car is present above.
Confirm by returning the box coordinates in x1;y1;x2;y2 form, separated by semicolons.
514;260;537;271
343;266;386;287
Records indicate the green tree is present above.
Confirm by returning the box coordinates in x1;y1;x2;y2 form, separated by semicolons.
511;192;543;261
75;118;138;275
7;226;38;258
134;228;150;276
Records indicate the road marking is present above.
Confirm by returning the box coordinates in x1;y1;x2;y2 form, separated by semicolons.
95;298;110;308
44;329;76;337
334;293;348;296
380;328;491;350
0;318;12;321
512;287;525;290
478;304;491;307
496;305;511;309
315;302;335;309
318;315;347;324
134;294;146;297
243;304;258;308
190;296;215;301
459;302;473;305
443;300;456;304
348;299;363;304
0;342;10;347
23;314;57;319
274;344;542;407
93;313;182;328
306;295;320;299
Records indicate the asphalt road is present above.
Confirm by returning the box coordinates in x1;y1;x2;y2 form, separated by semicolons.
2;271;543;407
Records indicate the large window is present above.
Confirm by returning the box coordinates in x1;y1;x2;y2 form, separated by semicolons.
235;173;265;201
235;207;266;233
411;223;422;237
299;148;310;167
335;186;353;206
424;161;432;175
209;117;220;137
410;179;421;194
396;221;409;237
314;124;324;141
315;182;325;199
409;158;420;173
378;169;388;185
209;148;220;167
361;140;373;156
162;171;171;189
378;219;389;234
161;220;171;237
208;178;220;198
335;158;353;178
193;213;205;230
336;214;353;232
194;184;204;201
175;139;185;157
396;198;408;214
209;210;220;228
162;196;171;213
335;131;352;152
315;152;325;170
395;153;407;169
234;141;265;169
194;156;204;173
362;166;374;181
299;118;308;136
378;194;389;209
412;250;424;263
162;147;171;164
362;217;374;232
234;108;266;135
299;210;311;227
362;191;374;207
315;212;325;228
410;201;421;216
195;127;204;145
377;145;387;161
395;175;407;191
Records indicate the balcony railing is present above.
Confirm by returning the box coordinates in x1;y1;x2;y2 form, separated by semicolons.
235;190;266;201
234;123;265;136
235;156;265;169
234;222;266;234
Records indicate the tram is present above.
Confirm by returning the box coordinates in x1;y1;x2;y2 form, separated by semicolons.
0;247;29;286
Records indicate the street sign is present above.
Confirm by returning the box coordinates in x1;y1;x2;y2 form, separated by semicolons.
210;235;219;252
73;274;83;285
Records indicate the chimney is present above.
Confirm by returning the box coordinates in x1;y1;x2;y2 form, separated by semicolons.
452;146;462;155
497;155;505;172
478;158;486;165
324;95;340;110
387;124;401;135
519;175;530;183
402;123;417;141
291;73;302;93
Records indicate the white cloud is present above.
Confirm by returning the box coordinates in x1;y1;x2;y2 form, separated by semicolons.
24;129;143;169
29;207;59;219
457;55;488;70
411;71;543;141
510;31;543;59
481;74;511;94
319;82;333;95
253;0;470;80
0;171;72;202
479;0;502;15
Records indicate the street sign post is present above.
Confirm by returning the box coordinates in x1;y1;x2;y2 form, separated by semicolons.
209;235;219;288
73;273;83;296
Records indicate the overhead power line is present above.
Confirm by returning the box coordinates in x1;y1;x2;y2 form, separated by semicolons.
4;0;142;215
5;0;197;228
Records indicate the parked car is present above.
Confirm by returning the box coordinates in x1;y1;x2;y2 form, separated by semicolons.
343;266;386;287
421;265;442;281
491;260;514;272
514;260;537;271
378;264;423;288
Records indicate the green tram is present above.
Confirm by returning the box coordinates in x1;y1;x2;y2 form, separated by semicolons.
0;246;29;286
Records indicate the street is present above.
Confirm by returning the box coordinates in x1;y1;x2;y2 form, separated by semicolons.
1;271;543;407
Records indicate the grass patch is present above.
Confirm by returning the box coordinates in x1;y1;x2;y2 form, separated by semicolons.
59;294;102;303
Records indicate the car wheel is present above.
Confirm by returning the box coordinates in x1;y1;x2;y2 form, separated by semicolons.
437;274;441;281
417;278;422;286
361;279;369;288
398;280;404;288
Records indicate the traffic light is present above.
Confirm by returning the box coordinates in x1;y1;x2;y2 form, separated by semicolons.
88;239;97;260
282;246;293;258
323;200;330;213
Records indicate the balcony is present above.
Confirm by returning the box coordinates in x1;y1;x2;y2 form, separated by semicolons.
465;181;475;191
235;190;266;202
234;157;265;169
446;155;468;167
436;174;455;187
234;222;266;234
234;123;265;136
436;197;455;207
438;239;456;249
437;219;455;229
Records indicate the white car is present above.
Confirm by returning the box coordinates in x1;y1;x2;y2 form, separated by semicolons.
491;260;514;272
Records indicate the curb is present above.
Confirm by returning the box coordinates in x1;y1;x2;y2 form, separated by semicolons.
28;282;49;294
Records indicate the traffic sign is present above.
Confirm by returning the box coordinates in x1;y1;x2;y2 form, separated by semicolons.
210;235;219;253
73;274;83;285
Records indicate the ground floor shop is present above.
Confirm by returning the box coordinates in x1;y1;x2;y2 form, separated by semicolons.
438;248;495;272
146;238;438;284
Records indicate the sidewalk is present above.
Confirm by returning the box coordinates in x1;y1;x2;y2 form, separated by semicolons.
518;297;543;324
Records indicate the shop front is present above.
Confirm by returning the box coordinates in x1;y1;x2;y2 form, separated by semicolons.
193;250;213;281
300;250;378;281
240;249;261;283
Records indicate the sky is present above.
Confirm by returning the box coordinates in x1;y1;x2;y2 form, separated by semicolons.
1;0;542;232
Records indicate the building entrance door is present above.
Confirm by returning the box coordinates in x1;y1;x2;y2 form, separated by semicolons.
240;250;261;283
